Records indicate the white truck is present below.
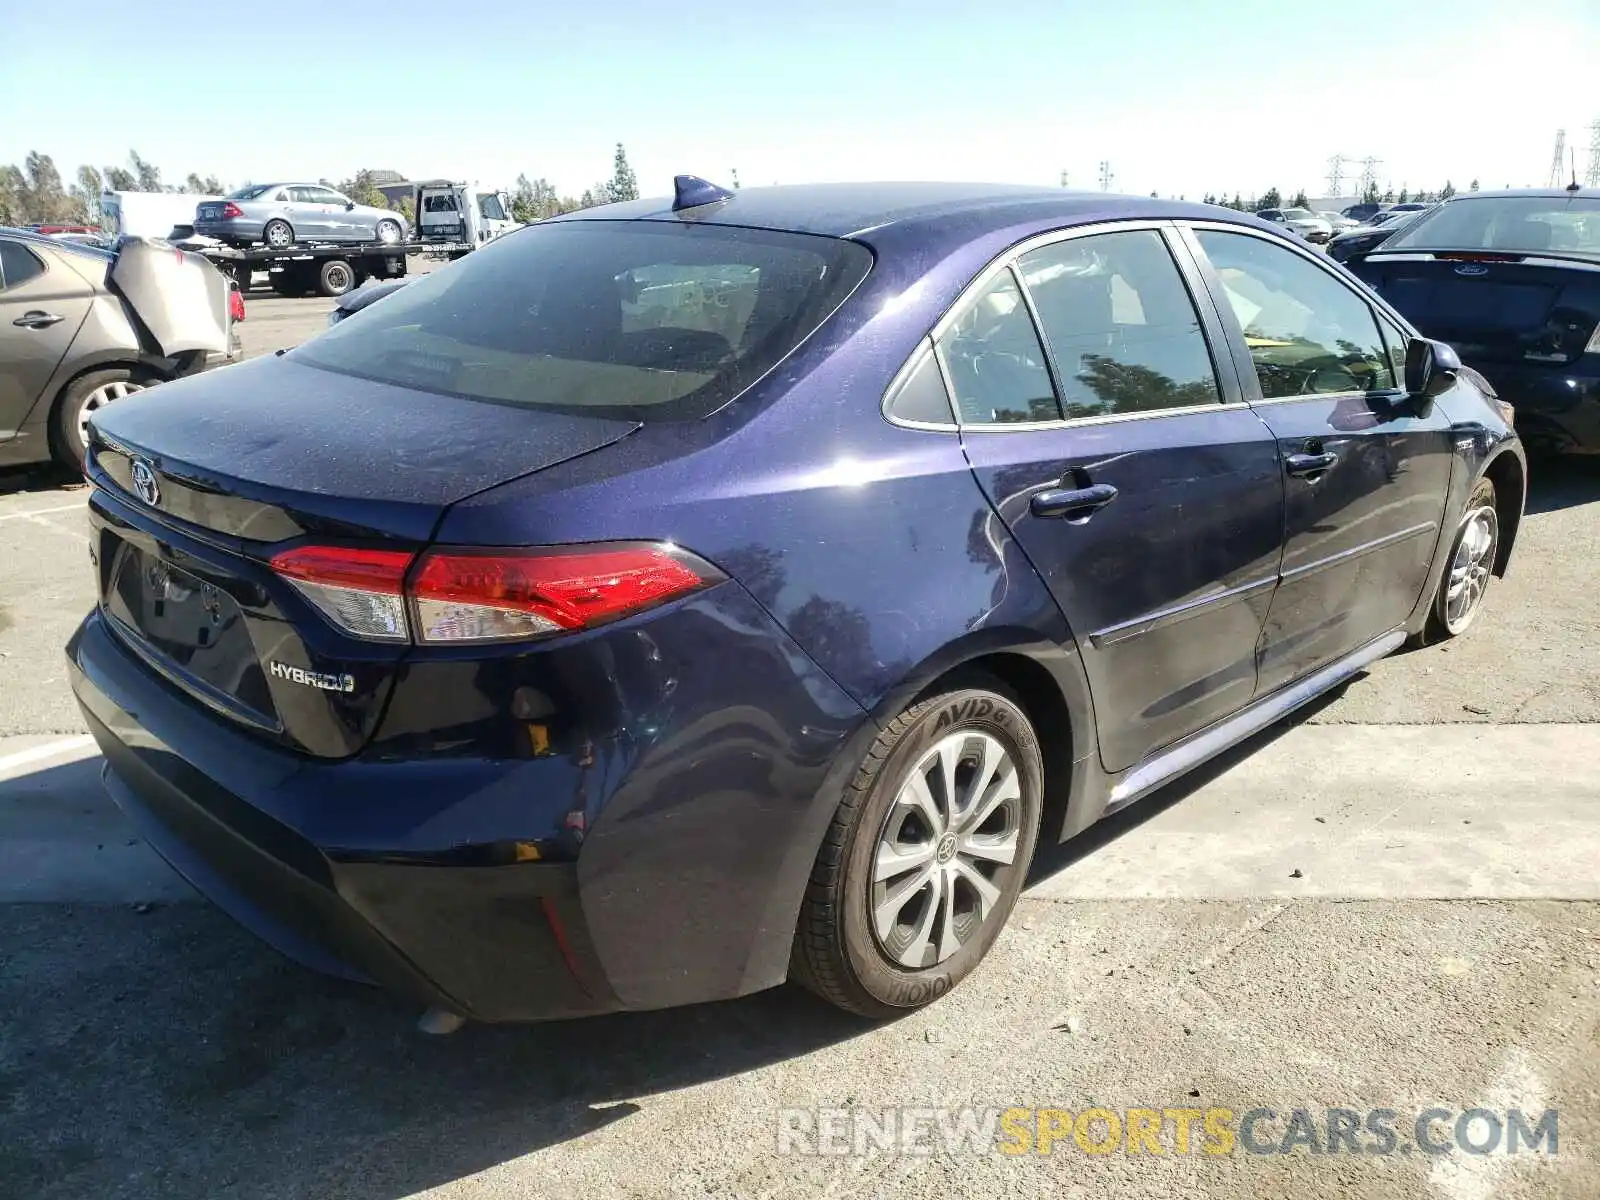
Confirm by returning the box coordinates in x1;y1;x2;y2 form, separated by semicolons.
413;181;521;255
99;190;223;240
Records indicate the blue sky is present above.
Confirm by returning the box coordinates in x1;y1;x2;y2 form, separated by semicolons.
5;0;1597;202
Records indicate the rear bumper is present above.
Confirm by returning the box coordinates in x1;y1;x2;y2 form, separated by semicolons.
68;608;618;1021
1469;360;1600;452
193;219;265;245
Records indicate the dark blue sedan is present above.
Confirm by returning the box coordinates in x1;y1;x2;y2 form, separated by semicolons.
68;179;1525;1023
1351;188;1600;454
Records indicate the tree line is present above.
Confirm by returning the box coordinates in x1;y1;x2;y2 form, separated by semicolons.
1199;180;1478;213
0;144;646;227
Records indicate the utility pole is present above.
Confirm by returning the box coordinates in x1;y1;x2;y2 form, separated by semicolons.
1586;120;1600;188
1358;157;1381;200
1548;129;1567;188
1060;169;1069;188
1326;154;1347;197
1098;160;1114;192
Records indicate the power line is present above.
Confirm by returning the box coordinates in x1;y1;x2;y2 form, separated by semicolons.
1358;157;1381;199
1326;154;1347;197
1548;129;1567;188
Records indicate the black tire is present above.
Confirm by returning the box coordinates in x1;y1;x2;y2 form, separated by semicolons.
50;367;154;474
263;219;294;249
1410;476;1498;647
375;219;402;245
317;258;356;297
793;684;1044;1018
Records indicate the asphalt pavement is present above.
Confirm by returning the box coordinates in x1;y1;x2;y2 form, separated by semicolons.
0;294;1596;1199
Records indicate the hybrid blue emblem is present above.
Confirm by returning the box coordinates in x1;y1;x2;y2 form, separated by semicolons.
1454;264;1490;277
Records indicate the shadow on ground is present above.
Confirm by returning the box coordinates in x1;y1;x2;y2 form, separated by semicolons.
1524;454;1600;516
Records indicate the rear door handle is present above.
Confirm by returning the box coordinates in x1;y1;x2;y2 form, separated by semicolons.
13;311;63;329
1031;482;1119;520
1285;451;1338;477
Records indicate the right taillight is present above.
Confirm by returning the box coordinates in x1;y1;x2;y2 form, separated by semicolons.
221;202;244;219
269;542;720;645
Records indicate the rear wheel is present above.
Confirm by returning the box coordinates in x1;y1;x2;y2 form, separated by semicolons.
793;685;1043;1018
1412;477;1498;645
263;219;294;249
51;368;152;473
317;258;356;297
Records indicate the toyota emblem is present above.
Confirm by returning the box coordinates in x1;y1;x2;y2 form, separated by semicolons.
130;458;160;506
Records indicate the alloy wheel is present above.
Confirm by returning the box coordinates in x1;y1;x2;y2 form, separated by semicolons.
77;379;144;447
870;730;1022;969
1444;505;1497;634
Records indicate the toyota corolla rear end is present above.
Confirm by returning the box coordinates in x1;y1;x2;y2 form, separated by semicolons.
67;216;875;1021
1353;191;1600;454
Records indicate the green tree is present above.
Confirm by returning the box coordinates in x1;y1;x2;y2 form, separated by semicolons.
607;142;639;202
1258;186;1282;209
1291;189;1308;208
1440;181;1456;200
22;152;71;222
1381;186;1395;203
0;165;26;224
1468;179;1479;192
579;181;612;209
184;172;223;194
1397;186;1410;204
128;149;163;192
72;164;104;223
511;173;562;222
337;169;389;207
103;165;137;191
1230;192;1243;210
394;196;416;227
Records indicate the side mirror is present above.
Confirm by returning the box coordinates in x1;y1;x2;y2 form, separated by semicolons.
345;201;356;210
1404;337;1461;398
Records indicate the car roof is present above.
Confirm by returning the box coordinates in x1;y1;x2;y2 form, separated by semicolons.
0;225;112;260
1445;188;1600;201
552;180;1275;253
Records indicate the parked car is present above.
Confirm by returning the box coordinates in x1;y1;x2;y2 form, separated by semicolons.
1351;188;1600;454
69;180;1524;1025
1255;207;1334;243
1326;208;1429;264
1319;211;1360;234
0;228;239;473
192;183;408;250
1342;202;1386;223
326;277;409;326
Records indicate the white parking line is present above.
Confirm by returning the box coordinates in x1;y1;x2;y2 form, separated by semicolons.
0;500;87;522
0;736;96;775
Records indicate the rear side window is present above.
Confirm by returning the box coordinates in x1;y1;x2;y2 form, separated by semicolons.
936;268;1059;424
294;221;872;421
0;241;45;290
1017;229;1222;418
1195;230;1396;398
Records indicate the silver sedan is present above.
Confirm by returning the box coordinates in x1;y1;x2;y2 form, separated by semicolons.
193;183;408;249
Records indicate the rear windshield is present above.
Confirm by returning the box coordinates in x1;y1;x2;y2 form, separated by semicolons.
294;220;872;421
1387;196;1600;257
228;185;275;200
1281;209;1314;220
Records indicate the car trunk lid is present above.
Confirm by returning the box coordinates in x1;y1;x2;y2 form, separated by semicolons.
105;236;234;358
85;356;639;758
1360;252;1600;366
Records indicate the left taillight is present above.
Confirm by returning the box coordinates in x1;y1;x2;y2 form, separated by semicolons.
268;542;721;645
221;202;245;219
228;286;246;322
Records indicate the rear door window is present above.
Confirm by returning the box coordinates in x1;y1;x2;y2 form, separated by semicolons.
936;268;1059;424
294;221;872;421
0;241;45;290
1017;229;1223;418
1194;229;1396;398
